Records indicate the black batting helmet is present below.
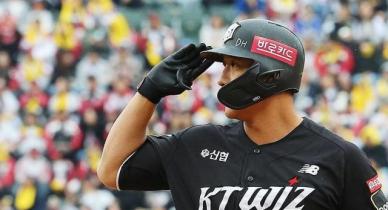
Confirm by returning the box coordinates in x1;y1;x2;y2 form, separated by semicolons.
200;19;305;109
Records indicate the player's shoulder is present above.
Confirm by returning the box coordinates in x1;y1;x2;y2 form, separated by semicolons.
177;121;241;139
147;122;240;146
301;117;363;156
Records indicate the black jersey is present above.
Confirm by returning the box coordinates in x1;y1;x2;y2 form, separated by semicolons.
117;117;387;210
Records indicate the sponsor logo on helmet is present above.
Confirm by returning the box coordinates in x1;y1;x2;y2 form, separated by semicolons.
367;175;382;193
250;36;298;67
252;96;261;102
223;22;241;43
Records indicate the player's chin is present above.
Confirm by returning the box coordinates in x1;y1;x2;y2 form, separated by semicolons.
224;107;242;119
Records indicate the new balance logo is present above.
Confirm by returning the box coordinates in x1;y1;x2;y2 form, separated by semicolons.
298;164;320;175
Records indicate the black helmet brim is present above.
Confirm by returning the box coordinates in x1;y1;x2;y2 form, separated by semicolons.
200;46;255;62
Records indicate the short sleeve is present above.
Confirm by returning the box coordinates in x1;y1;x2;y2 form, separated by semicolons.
116;134;179;191
341;143;388;210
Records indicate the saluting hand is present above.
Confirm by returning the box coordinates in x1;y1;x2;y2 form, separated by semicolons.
137;43;213;104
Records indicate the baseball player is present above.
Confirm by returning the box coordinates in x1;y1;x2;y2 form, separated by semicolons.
97;19;388;210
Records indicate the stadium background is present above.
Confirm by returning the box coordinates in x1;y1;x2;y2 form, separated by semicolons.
0;0;387;209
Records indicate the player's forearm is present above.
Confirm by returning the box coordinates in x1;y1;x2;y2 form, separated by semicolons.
97;92;156;188
98;43;210;189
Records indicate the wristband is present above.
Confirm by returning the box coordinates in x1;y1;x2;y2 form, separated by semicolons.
137;77;165;104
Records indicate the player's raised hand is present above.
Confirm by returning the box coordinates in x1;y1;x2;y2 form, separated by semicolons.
137;43;213;104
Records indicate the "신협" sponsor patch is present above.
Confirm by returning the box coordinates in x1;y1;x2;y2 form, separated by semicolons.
250;36;298;67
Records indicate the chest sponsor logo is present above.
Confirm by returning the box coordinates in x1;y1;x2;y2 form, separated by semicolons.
201;149;229;162
298;164;320;175
250;36;298;67
199;186;315;210
223;22;240;43
367;175;382;193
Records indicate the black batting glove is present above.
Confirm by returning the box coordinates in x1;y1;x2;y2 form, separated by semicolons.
137;43;214;104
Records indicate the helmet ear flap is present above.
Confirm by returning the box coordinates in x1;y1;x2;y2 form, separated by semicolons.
256;70;281;89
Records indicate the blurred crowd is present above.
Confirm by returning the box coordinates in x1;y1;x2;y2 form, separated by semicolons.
0;0;387;209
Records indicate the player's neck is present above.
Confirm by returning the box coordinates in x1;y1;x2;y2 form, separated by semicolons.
242;94;302;145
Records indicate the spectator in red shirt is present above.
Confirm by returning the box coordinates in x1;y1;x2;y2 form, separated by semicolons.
0;144;15;198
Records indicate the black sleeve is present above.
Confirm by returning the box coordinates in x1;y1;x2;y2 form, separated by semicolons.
341;143;388;210
117;134;179;191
